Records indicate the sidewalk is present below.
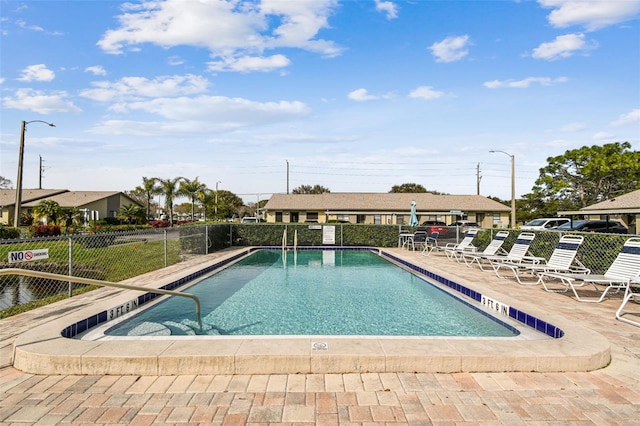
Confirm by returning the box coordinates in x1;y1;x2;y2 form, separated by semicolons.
1;248;639;424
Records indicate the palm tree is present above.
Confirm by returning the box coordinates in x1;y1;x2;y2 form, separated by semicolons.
158;177;183;225
197;189;216;221
134;177;161;220
33;200;61;225
118;204;146;224
179;177;207;221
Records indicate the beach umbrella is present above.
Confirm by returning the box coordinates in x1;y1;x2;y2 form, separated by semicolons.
409;200;419;226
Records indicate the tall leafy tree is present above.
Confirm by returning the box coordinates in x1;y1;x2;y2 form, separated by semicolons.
292;184;331;194
179;177;207;220
197;189;216;221
389;183;446;194
132;177;161;221
529;142;640;210
158;177;184;225
33;200;61;225
214;190;245;218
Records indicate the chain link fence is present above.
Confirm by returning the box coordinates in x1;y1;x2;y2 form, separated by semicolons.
1;223;635;315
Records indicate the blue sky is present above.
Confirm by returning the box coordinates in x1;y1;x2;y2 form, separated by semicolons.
1;0;639;204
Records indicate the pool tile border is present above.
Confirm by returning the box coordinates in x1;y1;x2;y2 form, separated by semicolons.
61;246;563;340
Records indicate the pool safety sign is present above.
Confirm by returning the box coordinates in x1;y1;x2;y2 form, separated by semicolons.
8;249;49;263
322;225;336;244
481;295;510;316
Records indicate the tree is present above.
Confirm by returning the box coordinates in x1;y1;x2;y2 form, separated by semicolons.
529;142;640;210
59;207;81;227
158;177;184;225
179;177;207;220
197;189;216;221
132;177;161;220
389;183;446;194
0;176;12;189
118;204;146;224
292;184;330;194
214;190;245;218
33;200;61;225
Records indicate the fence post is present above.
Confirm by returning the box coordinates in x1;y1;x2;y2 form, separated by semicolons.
205;225;209;255
68;237;73;297
164;229;168;267
229;223;233;247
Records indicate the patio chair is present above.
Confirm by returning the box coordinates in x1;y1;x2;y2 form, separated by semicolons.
615;273;640;327
539;237;640;303
443;228;479;261
464;232;536;271
494;234;588;285
421;231;440;255
407;230;429;251
460;230;509;267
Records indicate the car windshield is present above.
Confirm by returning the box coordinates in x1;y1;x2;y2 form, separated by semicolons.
524;219;546;226
557;220;587;230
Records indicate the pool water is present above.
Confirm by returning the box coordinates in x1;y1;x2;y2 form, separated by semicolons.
105;250;518;337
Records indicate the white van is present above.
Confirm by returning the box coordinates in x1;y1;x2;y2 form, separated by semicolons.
240;217;259;223
520;217;570;231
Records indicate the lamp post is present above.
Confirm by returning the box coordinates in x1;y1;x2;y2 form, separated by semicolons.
215;181;221;216
489;150;516;228
14;120;56;228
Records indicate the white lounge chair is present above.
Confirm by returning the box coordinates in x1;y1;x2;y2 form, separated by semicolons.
444;228;479;261
539;237;640;303
615;273;640;327
460;231;509;267
494;235;588;285
465;232;536;271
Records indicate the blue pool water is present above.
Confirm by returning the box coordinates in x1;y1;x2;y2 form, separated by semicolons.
105;250;518;337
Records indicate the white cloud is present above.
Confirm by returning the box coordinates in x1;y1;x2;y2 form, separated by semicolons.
348;88;378;102
611;109;640;126
88;96;310;136
531;33;597;60
539;0;640;31
85;65;107;76
2;88;81;114
207;54;290;72
97;0;342;70
592;131;614;140
429;35;470;63
408;86;444;100
17;64;55;82
484;76;568;89
375;0;398;19
558;122;587;132
79;74;209;102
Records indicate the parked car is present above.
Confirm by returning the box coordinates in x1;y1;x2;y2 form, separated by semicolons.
240;216;259;223
419;220;448;235
555;219;628;234
450;220;479;232
521;217;571;231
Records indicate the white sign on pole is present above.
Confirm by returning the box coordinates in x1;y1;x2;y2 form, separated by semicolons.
322;225;336;244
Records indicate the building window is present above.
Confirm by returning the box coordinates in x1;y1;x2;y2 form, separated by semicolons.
374;215;381;225
357;214;366;224
291;212;299;223
337;214;350;222
306;212;319;222
275;212;283;222
397;215;405;225
493;213;501;225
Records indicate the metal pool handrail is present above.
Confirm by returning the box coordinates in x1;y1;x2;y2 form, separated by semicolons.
0;268;202;328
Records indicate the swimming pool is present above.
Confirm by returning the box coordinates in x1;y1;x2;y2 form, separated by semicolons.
103;250;518;337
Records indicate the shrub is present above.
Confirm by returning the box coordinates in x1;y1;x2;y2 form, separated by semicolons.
30;225;61;237
0;225;20;240
149;220;171;228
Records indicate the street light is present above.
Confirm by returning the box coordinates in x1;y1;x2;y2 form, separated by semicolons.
215;181;221;216
489;150;516;228
14;120;56;228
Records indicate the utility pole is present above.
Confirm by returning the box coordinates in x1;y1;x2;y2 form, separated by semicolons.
286;160;289;194
39;155;46;189
476;163;482;195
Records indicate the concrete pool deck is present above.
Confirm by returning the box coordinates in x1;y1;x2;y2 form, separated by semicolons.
1;247;639;423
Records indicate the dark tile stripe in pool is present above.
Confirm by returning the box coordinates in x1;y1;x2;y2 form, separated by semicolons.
61;247;564;339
